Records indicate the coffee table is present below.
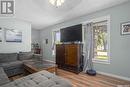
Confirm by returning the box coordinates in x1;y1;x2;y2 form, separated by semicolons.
24;60;57;74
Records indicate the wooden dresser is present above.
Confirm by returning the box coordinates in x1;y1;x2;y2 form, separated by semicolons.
56;44;83;74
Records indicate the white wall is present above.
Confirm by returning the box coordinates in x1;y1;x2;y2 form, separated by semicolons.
31;29;40;44
0;18;31;53
40;1;130;78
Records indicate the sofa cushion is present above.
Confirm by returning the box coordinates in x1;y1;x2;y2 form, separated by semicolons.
0;61;23;70
0;61;24;77
0;70;72;87
21;59;34;63
0;67;10;86
18;52;33;60
0;53;18;63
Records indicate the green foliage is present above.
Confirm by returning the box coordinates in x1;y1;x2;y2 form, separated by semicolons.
96;31;105;47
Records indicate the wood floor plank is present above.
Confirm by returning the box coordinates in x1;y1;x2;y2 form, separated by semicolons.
10;69;130;87
57;69;130;87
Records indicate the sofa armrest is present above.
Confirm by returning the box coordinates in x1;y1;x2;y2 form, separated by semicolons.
0;67;10;86
32;54;42;61
0;64;2;67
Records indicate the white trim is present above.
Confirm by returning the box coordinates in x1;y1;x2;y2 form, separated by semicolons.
93;59;110;64
41;59;130;81
106;15;111;64
97;71;130;81
82;15;110;24
43;59;130;81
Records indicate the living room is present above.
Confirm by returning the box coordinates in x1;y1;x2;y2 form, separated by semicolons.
0;0;130;87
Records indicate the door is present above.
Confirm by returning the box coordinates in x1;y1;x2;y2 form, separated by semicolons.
65;44;78;66
56;45;65;66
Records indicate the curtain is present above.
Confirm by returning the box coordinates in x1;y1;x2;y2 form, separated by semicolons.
52;31;56;50
52;30;60;55
83;23;94;73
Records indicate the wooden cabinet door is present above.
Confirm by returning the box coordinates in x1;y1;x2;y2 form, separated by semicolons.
56;45;65;65
65;45;78;66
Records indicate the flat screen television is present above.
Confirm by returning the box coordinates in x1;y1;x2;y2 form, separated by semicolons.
60;24;82;42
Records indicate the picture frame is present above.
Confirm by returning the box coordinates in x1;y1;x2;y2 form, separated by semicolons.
121;21;130;35
0;27;2;42
5;29;22;42
45;39;48;44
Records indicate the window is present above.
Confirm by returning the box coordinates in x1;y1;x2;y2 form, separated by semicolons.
55;31;60;44
52;30;60;55
93;20;110;63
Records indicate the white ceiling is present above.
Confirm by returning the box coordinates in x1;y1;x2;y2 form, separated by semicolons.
15;0;129;30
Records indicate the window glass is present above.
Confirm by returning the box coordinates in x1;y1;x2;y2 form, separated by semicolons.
93;21;109;62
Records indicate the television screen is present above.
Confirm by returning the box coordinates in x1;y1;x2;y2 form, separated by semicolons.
60;24;82;42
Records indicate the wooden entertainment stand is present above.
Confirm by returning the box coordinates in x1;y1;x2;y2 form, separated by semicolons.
56;43;83;74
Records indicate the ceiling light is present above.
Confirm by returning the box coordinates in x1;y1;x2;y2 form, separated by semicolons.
49;0;65;7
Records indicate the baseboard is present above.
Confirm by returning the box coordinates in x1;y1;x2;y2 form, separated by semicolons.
97;71;130;81
42;59;130;81
43;59;56;63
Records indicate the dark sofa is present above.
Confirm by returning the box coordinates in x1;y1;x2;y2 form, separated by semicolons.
0;52;72;87
0;67;10;86
0;52;42;77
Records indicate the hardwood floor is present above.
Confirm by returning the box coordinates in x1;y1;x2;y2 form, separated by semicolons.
9;69;130;87
57;69;130;87
9;74;25;81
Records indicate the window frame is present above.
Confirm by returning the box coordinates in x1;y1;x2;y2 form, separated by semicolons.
83;16;110;64
52;29;61;56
